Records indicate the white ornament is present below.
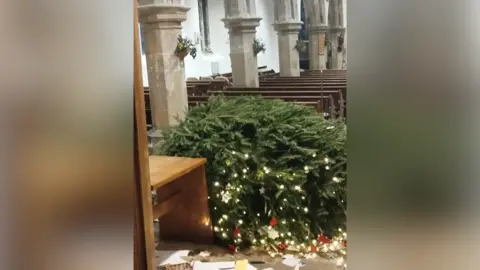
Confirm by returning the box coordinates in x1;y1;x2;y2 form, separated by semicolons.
267;228;280;239
259;187;265;194
221;191;232;203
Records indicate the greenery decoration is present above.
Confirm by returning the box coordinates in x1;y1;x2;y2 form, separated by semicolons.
337;34;344;52
154;96;346;259
252;38;266;56
294;40;307;53
175;35;197;60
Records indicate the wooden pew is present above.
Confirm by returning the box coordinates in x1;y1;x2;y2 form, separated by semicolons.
189;94;338;117
208;89;343;117
149;156;213;244
188;98;331;116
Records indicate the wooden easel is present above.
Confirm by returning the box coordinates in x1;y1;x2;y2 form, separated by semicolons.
134;1;156;269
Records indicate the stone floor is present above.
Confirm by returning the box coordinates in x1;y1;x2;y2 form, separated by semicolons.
156;241;338;270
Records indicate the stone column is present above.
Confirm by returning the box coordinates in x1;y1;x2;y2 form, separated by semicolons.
222;0;261;87
273;0;303;77
328;0;346;70
304;0;328;70
138;0;190;129
308;25;329;70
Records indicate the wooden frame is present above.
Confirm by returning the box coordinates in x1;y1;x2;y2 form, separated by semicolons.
134;0;156;269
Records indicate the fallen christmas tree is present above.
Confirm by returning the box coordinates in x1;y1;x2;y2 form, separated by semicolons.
154;96;346;257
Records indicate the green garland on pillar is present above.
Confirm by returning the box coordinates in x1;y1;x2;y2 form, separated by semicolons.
154;96;346;255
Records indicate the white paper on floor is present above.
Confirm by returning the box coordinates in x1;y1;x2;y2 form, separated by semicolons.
157;250;191;266
282;255;305;268
198;251;211;257
192;261;257;270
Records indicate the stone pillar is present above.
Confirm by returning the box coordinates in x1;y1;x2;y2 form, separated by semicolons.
328;0;346;70
222;0;261;87
304;0;328;70
138;0;190;129
308;25;329;70
273;0;303;77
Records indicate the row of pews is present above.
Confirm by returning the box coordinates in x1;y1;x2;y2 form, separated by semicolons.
188;69;346;119
145;69;346;128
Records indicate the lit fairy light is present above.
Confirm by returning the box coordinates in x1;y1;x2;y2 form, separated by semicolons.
324;157;329;163
325;166;330;170
232;151;236;154
214;182;220;186
244;153;249;158
304;207;309;213
233;173;238;178
238;220;243;224
333;177;340;182
294;185;301;191
279;185;285;189
222;214;228;220
312;153;317;157
243;168;247;173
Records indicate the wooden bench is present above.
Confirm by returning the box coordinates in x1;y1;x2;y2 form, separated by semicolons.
188;95;337;117
149;155;213;244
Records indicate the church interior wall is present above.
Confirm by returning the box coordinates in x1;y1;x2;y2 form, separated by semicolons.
141;0;280;86
140;0;346;87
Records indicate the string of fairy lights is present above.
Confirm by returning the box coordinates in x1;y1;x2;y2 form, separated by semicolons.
203;149;347;268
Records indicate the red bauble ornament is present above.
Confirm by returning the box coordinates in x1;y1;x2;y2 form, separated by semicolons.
269;217;277;227
233;227;241;237
278;242;288;250
317;233;332;244
228;244;237;253
310;244;317;252
343;240;347;247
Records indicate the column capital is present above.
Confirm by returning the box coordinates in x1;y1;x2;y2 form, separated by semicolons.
309;25;329;33
273;21;303;33
329;26;346;33
222;17;262;32
138;4;190;28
